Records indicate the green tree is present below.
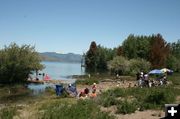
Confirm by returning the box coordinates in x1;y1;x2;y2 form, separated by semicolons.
166;40;180;72
170;40;180;59
166;55;180;72
129;58;151;75
96;45;116;72
0;43;44;84
136;36;151;60
85;42;116;73
96;45;107;72
122;34;150;60
122;34;137;59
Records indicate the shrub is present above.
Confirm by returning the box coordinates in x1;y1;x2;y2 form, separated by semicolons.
143;88;176;109
97;90;118;107
108;56;130;75
116;100;137;114
111;88;127;97
108;56;151;75
101;96;118;107
0;43;44;84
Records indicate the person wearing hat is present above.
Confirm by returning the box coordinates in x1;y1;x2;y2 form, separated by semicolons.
92;83;97;93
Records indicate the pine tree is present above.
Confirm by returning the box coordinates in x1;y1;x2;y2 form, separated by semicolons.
149;34;170;68
85;41;98;73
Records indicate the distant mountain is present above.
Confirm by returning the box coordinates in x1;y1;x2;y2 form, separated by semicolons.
39;52;82;63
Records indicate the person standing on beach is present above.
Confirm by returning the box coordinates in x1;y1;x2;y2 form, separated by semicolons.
92;83;97;93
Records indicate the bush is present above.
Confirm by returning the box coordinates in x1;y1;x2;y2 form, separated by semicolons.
101;96;118;107
108;56;151;75
111;88;127;97
108;56;130;75
0;43;44;84
116;100;137;114
143;88;176;109
98;88;127;107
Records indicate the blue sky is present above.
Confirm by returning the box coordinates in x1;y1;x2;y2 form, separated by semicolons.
0;0;180;54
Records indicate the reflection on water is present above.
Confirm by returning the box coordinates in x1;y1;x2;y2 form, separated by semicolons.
27;83;55;95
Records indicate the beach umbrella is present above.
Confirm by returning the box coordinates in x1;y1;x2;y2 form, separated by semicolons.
161;68;171;73
169;70;174;73
149;69;163;74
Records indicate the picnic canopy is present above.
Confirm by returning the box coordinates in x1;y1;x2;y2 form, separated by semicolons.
161;68;173;73
149;69;163;74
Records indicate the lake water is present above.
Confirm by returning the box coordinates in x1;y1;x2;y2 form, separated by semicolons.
30;61;85;80
41;61;85;80
28;61;85;95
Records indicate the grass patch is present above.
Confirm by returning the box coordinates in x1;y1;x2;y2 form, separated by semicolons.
40;99;114;119
168;73;180;86
0;106;17;119
76;78;99;85
100;88;127;98
0;85;31;103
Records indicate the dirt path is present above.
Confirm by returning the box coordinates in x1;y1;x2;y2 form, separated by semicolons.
101;106;164;119
77;80;137;93
116;110;164;119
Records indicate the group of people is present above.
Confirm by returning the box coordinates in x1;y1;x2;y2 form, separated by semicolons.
66;83;97;99
136;71;167;88
79;83;97;98
28;73;51;81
